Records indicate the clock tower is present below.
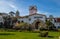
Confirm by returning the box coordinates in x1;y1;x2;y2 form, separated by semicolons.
29;6;37;15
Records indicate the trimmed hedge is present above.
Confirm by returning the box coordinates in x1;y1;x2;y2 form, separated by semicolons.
39;31;48;37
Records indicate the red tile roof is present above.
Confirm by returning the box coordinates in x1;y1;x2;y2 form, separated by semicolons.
56;18;60;22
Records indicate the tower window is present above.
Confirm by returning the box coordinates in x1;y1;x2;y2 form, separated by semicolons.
29;18;31;21
34;17;43;18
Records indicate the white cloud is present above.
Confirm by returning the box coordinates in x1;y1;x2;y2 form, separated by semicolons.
38;11;49;15
37;11;52;17
8;4;17;11
0;0;18;12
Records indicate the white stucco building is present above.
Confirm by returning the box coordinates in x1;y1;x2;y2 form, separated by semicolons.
0;6;60;29
18;13;46;24
17;13;46;29
17;6;60;29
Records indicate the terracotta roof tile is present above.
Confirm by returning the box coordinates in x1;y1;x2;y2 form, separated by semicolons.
56;18;60;22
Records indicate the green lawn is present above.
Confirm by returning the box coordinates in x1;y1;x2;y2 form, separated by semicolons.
0;31;59;39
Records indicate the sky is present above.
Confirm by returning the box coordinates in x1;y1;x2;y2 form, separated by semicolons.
0;0;60;17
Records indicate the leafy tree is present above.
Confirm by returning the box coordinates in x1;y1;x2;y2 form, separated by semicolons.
45;20;52;27
9;11;15;17
39;22;47;31
3;16;13;28
45;20;56;30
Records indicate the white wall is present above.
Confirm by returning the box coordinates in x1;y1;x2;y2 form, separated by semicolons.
54;22;60;28
0;16;4;23
18;14;46;24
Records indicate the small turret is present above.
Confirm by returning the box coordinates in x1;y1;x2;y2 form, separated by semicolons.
49;15;54;21
29;6;37;15
15;10;20;17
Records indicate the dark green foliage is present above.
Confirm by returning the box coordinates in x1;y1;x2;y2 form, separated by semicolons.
39;31;48;37
45;20;57;31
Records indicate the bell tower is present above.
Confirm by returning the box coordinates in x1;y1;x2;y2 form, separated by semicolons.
29;6;37;15
15;10;19;17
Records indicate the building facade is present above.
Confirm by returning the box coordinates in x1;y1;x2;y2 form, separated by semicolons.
17;6;60;29
0;6;60;29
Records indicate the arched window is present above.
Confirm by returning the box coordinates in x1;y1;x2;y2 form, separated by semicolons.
21;21;24;22
29;18;31;21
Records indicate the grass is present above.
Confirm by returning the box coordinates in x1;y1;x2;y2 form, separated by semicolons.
0;31;59;39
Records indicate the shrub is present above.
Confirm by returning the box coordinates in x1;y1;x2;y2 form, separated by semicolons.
13;22;30;31
40;27;48;31
32;30;40;33
58;29;60;32
0;28;17;32
27;25;33;31
39;31;48;37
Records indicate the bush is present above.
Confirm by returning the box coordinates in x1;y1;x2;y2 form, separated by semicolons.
0;28;6;32
58;29;60;32
40;27;48;31
39;31;48;37
32;30;40;33
13;22;30;31
0;28;17;32
5;29;17;32
27;26;33;31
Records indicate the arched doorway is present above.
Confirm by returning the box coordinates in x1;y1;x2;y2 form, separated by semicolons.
32;19;44;29
35;22;40;29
